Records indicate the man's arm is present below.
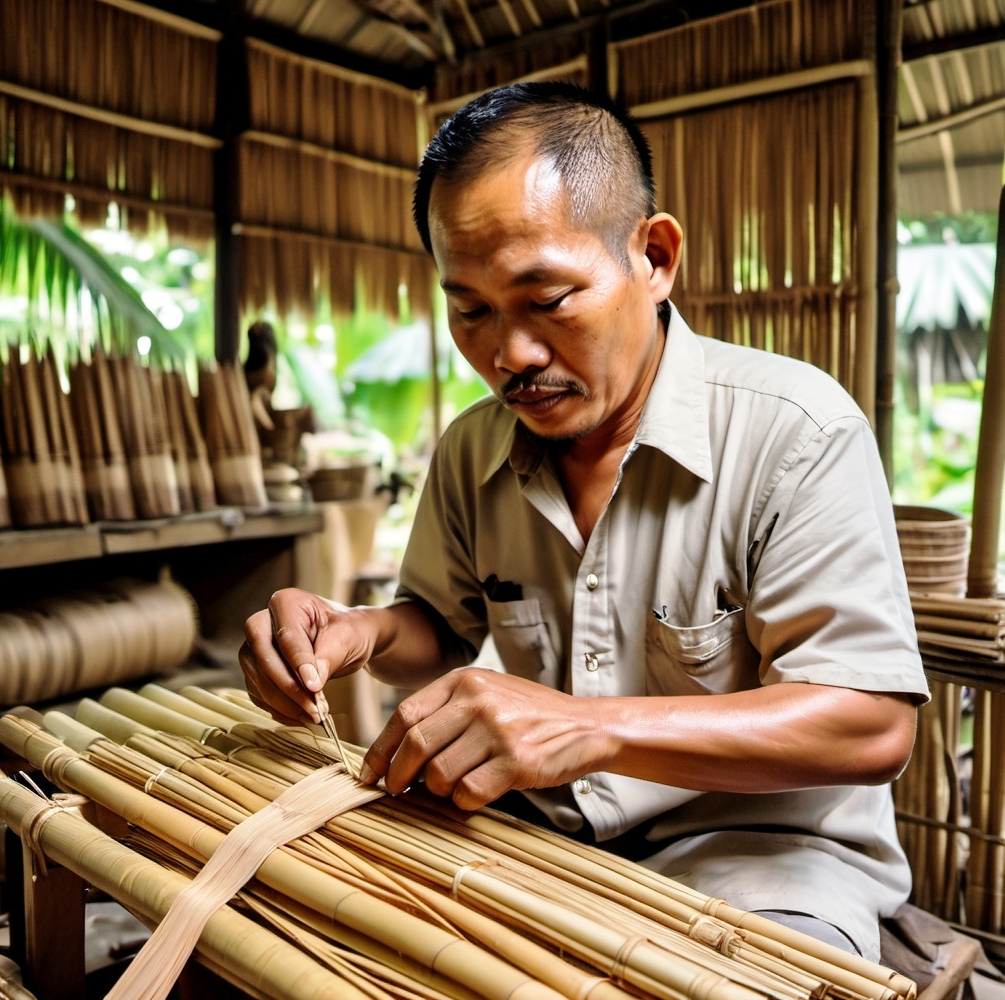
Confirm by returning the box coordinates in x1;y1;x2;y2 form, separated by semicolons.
239;589;469;726
359;668;918;810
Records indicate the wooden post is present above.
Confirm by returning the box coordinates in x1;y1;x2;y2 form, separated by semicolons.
874;0;904;486
967;184;1005;599
20;841;87;1000
214;0;249;365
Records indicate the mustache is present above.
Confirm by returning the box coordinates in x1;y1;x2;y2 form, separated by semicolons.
501;373;588;402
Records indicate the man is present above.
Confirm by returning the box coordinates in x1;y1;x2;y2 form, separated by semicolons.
240;82;928;962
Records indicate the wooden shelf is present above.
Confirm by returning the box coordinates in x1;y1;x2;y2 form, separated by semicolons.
0;505;323;569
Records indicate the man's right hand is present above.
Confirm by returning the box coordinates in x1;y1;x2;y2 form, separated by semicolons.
239;588;379;726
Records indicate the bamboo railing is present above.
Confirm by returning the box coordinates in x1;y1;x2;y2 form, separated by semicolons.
0;687;919;1000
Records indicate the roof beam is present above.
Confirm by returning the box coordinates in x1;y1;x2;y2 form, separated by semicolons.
898;92;1005;142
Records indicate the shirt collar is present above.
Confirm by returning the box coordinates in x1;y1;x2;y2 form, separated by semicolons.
478;306;713;486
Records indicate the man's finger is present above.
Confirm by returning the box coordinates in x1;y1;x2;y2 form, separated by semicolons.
267;593;326;693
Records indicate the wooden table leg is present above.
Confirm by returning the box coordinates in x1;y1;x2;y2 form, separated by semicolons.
20;839;86;1000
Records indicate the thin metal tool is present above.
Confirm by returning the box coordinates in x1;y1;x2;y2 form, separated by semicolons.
315;691;357;779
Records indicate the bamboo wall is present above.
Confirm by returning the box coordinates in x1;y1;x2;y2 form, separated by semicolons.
239;40;433;321
0;0;217;239
611;0;874;414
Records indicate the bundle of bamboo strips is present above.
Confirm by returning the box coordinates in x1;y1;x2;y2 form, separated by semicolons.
68;347;137;521
0;686;919;1000
107;355;181;519
0;579;197;706
162;369;216;511
908;593;1005;664
0;346;89;527
198;364;267;508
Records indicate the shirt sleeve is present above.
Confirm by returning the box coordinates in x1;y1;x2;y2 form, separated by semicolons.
745;414;930;703
393;426;488;663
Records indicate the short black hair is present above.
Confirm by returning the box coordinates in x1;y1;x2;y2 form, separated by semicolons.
414;82;670;328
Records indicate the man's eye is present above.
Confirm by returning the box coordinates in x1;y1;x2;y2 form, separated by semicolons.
533;294;568;313
458;305;488;320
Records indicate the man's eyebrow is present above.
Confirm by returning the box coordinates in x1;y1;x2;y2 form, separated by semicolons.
440;268;557;294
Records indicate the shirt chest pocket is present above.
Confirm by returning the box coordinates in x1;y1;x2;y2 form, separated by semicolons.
486;597;560;687
645;606;761;696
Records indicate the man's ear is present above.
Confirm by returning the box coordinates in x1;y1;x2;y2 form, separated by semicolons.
644;213;683;302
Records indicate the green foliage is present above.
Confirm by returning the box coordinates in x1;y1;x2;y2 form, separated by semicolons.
0;196;203;368
899;210;999;246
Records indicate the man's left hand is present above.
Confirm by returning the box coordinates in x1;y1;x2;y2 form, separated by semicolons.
359;668;608;811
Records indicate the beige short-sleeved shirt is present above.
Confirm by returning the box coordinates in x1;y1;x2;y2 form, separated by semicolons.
397;308;929;960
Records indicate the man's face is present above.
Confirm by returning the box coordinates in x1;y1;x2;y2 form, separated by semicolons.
428;151;666;445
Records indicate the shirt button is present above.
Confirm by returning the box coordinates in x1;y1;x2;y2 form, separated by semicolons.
573;778;592;795
584;652;599;672
586;573;599;590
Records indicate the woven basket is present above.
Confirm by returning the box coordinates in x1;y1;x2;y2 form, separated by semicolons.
894;505;971;596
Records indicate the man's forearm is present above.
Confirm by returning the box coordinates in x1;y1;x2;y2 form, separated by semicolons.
363;600;472;690
593;683;918;793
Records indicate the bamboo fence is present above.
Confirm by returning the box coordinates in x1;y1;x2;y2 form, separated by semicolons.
0;578;197;706
0;687;919;1000
198;363;268;508
0;345;89;527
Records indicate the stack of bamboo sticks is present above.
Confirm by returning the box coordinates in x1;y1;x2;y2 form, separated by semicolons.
68;348;137;521
0;579;198;706
107;355;182;519
0;685;919;1000
0;346;89;527
162;369;216;512
909;592;1005;665
198;364;267;508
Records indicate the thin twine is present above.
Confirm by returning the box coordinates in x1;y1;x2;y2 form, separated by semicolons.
20;793;89;876
449;857;499;900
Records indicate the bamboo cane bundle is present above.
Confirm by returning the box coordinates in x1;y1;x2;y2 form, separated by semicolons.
105;354;181;518
0;346;89;527
0;579;197;707
908;592;1005;665
198;364;268;508
68;347;137;521
162;369;216;510
0;692;918;1000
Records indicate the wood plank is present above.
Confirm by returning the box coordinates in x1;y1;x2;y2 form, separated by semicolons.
0;526;103;570
21;841;86;1000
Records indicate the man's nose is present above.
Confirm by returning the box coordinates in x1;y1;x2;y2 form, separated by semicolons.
493;323;550;374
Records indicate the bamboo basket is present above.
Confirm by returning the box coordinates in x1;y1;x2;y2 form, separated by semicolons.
894;506;971;597
0;686;919;1000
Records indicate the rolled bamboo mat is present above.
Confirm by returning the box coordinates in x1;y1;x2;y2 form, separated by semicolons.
0;346;89;527
68;348;137;521
0;687;919;1000
198;365;268;508
108;355;182;520
0;578;198;707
